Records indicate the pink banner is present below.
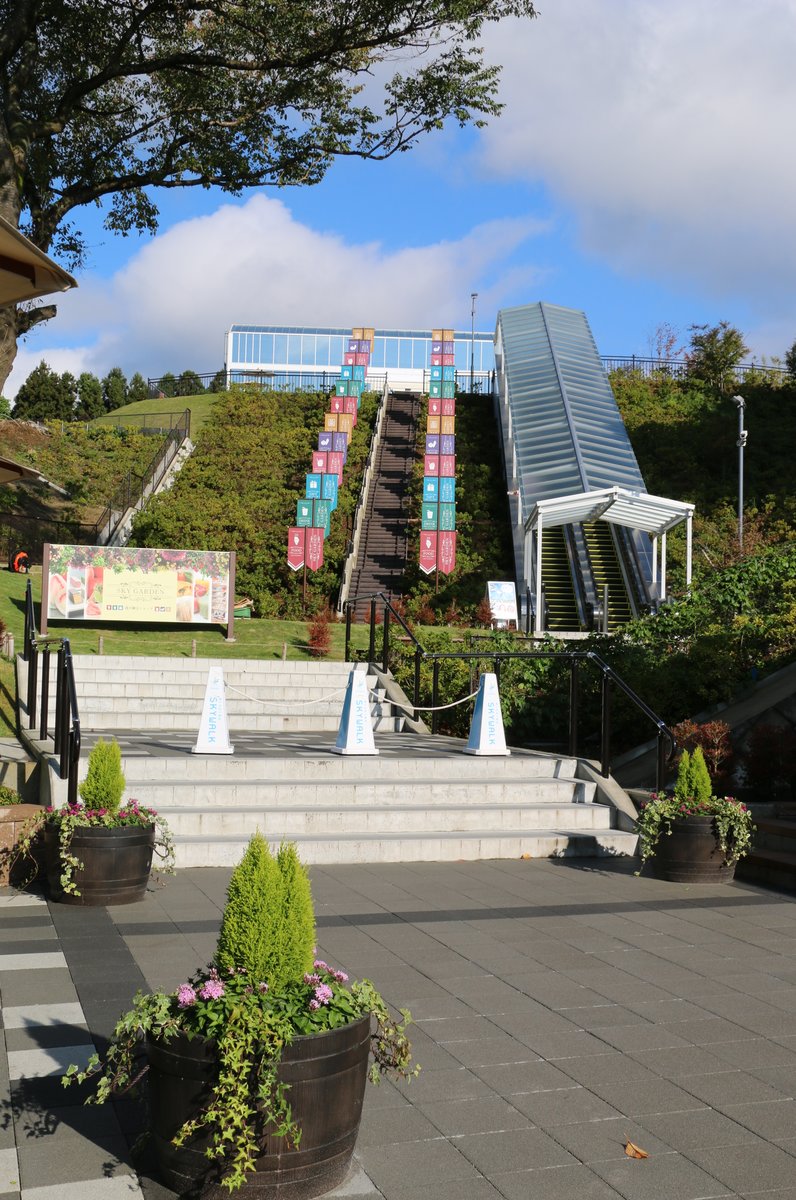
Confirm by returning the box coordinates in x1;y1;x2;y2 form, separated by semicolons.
327;451;344;482
439;455;456;477
312;451;328;474
331;396;344;413
306;527;325;572
442;398;456;416
287;527;305;572
429;398;441;415
438;531;457;575
419;531;437;575
344;397;357;422
424;455;439;476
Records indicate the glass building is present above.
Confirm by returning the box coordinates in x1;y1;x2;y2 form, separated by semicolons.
224;324;495;390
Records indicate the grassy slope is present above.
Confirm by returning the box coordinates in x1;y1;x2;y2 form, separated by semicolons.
93;393;217;436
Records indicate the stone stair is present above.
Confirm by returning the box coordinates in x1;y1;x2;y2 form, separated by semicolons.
24;654;638;868
735;806;796;892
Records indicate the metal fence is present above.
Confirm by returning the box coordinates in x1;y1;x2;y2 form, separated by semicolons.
600;355;787;381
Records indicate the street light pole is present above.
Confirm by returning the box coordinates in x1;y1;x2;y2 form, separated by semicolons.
470;292;478;393
733;394;747;549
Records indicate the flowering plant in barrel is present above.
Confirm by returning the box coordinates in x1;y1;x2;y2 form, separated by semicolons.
16;737;174;902
64;833;418;1195
636;746;754;881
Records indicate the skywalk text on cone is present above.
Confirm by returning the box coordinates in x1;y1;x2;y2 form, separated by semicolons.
465;672;510;756
192;664;234;754
333;668;379;756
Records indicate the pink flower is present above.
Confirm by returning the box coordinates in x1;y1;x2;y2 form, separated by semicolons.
333;970;348;983
177;984;197;1008
309;998;320;1011
314;984;333;1006
303;973;321;985
258;982;268;993
198;978;225;1001
313;959;329;973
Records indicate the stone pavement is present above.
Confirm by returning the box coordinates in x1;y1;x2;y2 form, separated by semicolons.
3;858;796;1200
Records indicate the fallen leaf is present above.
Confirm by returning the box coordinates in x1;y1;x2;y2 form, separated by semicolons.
520;853;532;860
624;1138;649;1159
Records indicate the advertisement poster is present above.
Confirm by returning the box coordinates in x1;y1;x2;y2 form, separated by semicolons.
487;581;519;624
46;544;232;624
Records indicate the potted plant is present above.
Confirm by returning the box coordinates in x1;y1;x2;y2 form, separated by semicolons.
636;746;754;883
16;737;174;905
64;833;418;1198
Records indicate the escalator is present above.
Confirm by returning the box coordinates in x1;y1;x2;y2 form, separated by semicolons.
582;521;632;630
541;526;580;631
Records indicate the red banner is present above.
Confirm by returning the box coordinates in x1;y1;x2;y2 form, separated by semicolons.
344;396;357;423
439;455;456;477
287;527;305;571
424;455;439;476
442;398;456;416
327;451;344;482
429;398;441;416
438;530;457;575
331;396;344;413
306;527;325;571
312;451;328;474
419;531;437;575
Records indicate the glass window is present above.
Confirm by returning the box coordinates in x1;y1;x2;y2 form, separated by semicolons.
399;338;412;369
384;338;399;368
330;336;345;365
273;334;287;364
301;335;315;365
455;340;468;370
315;336;330;367
412;338;428;368
288;334;301;364
231;332;241;362
371;338;385;368
259;333;273;364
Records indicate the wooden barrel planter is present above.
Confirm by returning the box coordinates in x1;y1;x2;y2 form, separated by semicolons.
146;1014;371;1199
44;823;155;905
653;815;736;884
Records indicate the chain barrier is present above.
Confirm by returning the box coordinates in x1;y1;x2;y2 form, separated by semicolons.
224;680;480;714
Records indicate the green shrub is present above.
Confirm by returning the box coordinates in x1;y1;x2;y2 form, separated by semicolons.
216;833;316;990
0;784;21;805
78;737;125;814
673;746;712;804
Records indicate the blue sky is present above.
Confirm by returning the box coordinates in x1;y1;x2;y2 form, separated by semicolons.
8;0;796;394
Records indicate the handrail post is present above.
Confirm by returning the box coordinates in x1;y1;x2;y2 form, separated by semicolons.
494;655;502;691
54;643;64;751
39;646;50;741
344;604;352;661
382;603;390;673
431;659;440;735
413;647;421;714
26;640;37;729
656;731;667;793
368;600;377;662
568;659;579;757
24;580;33;659
600;670;612;777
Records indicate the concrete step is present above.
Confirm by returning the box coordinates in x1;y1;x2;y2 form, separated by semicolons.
73;711;404;733
172;828;638;867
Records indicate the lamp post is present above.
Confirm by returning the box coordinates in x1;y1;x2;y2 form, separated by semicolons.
470;291;478;393
733;394;747;549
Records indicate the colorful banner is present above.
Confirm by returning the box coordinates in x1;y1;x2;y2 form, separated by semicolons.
423;477;439;502
429;398;441;416
419;531;437;575
306;528;325;571
441;435;455;455
439;455;456;477
441;415;455;436
487;581;519;623
424;455;439;476
442;398;455;416
312;451;328;474
313;499;332;538
287;528;305;571
305;473;322;499
318;431;333;452
296;500;313;527
338;413;354;436
331;395;344;413
427;415;441;435
46;544;233;625
439;476;456;504
425;434;440;455
421;503;438;530
322;473;338;509
439;503;456;531
438;530;457;575
324;413;338;432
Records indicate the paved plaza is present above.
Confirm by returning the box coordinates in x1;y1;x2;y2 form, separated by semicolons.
2;858;796;1200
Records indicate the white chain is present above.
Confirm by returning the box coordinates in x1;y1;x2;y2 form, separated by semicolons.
223;681;481;714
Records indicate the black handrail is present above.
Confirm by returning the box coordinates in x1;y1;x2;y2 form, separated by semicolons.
23;581;81;805
343;590;675;790
93;409;191;544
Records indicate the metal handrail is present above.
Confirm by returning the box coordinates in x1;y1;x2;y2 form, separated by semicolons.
93;409;191;544
23;581;81;805
336;380;390;613
343;591;675;790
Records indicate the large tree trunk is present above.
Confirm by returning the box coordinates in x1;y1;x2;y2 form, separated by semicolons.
0;306;19;397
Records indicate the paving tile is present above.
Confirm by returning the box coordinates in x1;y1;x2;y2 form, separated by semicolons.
0;969;77;1007
15;1101;134;1188
637;1106;763;1150
586;1076;707;1115
419;1095;531;1137
708;1039;796;1071
454;1126;577;1174
490;1163;626;1199
383;1179;505;1200
688;1142;796;1193
21;1179;144;1200
590;1150;734;1200
0;1148;18;1193
629;1044;732;1078
721;1100;796;1141
680;1071;792;1109
443;1035;532;1069
470;1059;575;1096
394;1066;490;1103
510;1085;622;1128
357;1103;441;1147
542;1116;672;1164
746;1066;796;1099
554;1052;658;1089
356;1137;481;1200
594;1023;693;1053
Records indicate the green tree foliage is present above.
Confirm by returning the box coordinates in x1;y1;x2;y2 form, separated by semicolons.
209;370;228;394
127;372;150;404
157;373;176;399
76;372;104;421
0;397;10;419
685;321;750;394
175;369;204;397
102;367;128;412
131;385;378;615
785;339;796;380
78;737;126;815
216;833;315;989
12;362;77;421
0;0;537;390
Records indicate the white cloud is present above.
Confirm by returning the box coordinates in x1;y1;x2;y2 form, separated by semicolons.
5;195;547;396
480;0;796;308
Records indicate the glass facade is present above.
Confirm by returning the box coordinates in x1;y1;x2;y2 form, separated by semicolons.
226;325;495;377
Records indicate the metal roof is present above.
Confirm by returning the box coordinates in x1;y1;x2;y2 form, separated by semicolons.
525;487;694;537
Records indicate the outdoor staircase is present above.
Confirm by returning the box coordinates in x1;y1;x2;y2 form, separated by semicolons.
736;804;796;892
348;391;420;599
583;521;632;629
24;655;637;868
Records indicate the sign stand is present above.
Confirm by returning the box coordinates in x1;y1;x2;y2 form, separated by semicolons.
333;668;379;756
465;672;510;756
192;664;234;754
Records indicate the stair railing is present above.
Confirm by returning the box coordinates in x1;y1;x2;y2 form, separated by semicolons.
93;409;191;545
23;581;81;805
343;590;675;790
335;379;391;614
